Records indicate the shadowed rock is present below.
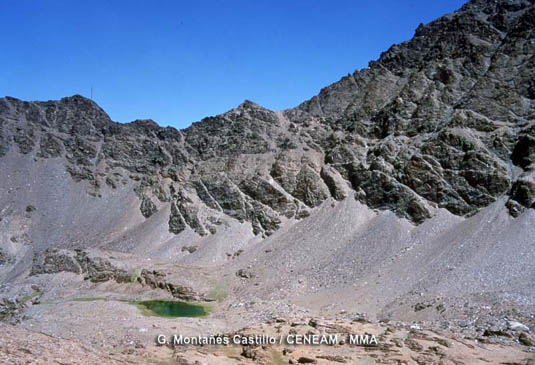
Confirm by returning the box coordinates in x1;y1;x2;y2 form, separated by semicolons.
1;0;534;238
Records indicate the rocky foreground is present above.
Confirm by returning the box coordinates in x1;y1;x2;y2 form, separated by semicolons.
1;316;534;364
0;247;533;364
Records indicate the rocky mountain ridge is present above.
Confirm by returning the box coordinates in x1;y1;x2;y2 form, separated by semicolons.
0;0;534;243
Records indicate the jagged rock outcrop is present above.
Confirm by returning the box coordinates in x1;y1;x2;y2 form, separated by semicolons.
168;202;187;234
1;0;534;236
29;250;206;301
169;187;207;235
30;249;130;283
0;284;43;322
136;269;203;301
140;196;158;218
30;249;82;275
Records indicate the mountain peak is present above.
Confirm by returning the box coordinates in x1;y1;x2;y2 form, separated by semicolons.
1;0;534;226
234;99;265;111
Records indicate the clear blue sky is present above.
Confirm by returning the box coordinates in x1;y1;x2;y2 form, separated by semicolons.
0;0;467;129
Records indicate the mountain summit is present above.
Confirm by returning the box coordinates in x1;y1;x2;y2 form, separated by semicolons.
2;1;534;235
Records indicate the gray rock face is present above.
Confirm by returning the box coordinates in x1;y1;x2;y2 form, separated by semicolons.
30;249;130;283
350;166;432;224
168;202;187;234
74;250;130;283
1;0;534;235
0;297;20;321
320;166;348;201
28;251;208;302
173;189;207;236
37;133;63;158
239;176;295;217
510;178;535;208
140;196;157;218
30;249;82;275
0;285;43;322
137;269;203;301
512;135;535;169
507;171;535;215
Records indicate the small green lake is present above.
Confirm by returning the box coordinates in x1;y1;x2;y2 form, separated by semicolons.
132;300;209;318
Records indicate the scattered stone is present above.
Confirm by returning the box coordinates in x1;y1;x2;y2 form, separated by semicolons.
316;354;347;363
240;347;257;360
519;332;534;347
181;246;198;254
483;329;512;338
405;339;424;352
507;321;530;332
297;356;317;364
236;269;254;279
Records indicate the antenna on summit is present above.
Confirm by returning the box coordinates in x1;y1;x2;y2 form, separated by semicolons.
91;86;93;100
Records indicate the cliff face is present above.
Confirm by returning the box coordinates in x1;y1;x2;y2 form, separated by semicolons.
1;0;534;243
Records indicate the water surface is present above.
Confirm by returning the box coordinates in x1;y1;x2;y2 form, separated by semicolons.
132;300;209;318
